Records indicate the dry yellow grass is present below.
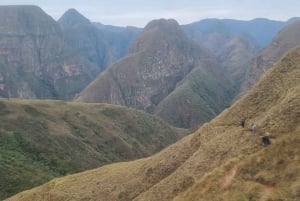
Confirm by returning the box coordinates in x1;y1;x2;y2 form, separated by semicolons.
6;45;300;201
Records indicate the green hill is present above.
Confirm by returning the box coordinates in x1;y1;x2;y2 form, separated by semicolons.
0;99;186;200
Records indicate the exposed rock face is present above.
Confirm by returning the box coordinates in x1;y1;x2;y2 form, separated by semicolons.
76;19;234;128
58;9;141;72
241;19;300;93
76;19;198;109
0;6;99;99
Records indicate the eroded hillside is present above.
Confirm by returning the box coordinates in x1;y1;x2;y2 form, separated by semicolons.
76;19;235;129
7;39;300;201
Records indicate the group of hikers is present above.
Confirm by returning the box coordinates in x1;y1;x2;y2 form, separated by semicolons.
240;118;271;147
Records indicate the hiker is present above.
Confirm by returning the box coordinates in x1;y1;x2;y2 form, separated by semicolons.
261;132;271;147
251;123;257;132
240;118;246;128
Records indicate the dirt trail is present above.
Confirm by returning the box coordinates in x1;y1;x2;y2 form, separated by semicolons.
259;185;275;201
220;163;275;201
220;162;244;189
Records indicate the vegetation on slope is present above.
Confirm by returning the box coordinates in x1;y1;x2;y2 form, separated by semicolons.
76;19;235;129
175;129;300;201
0;99;186;200
6;38;300;201
155;59;235;129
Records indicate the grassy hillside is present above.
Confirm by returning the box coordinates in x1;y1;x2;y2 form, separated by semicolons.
175;129;300;201
6;40;300;201
0;99;186;200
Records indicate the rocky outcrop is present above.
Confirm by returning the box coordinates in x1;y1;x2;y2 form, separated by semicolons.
76;19;199;109
0;5;99;99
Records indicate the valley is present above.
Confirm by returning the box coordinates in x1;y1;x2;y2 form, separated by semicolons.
0;4;299;201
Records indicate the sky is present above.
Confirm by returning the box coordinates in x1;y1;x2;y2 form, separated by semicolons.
0;0;299;27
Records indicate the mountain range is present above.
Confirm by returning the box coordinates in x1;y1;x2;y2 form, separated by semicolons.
75;19;236;128
1;5;300;200
7;38;300;201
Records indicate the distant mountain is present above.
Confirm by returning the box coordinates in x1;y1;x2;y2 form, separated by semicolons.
183;18;289;48
9;37;300;201
0;99;186;200
241;19;300;93
76;19;235;128
182;18;290;89
0;6;99;99
58;9;141;72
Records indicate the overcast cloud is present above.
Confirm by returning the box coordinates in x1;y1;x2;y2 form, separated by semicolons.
0;0;299;27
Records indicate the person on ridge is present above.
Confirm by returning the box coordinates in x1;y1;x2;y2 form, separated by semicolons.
240;118;246;128
261;132;271;147
251;123;257;132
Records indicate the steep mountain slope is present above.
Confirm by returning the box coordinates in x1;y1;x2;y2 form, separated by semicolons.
241;19;300;93
76;19;234;128
75;19;206;108
182;19;280;88
0;99;186;200
0;6;99;99
154;58;234;129
8;34;300;201
58;9;140;72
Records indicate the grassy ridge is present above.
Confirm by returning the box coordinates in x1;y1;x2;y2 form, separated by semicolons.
0;99;186;200
175;129;300;201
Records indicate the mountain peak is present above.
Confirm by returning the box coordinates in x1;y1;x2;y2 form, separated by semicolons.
129;18;187;53
144;18;179;30
58;8;91;27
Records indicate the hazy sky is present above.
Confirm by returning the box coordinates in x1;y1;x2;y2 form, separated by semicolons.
0;0;299;27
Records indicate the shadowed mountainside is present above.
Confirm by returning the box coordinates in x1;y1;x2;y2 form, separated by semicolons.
0;99;186;200
241;19;300;93
182;18;289;88
7;37;300;201
58;9;140;72
76;19;235;128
